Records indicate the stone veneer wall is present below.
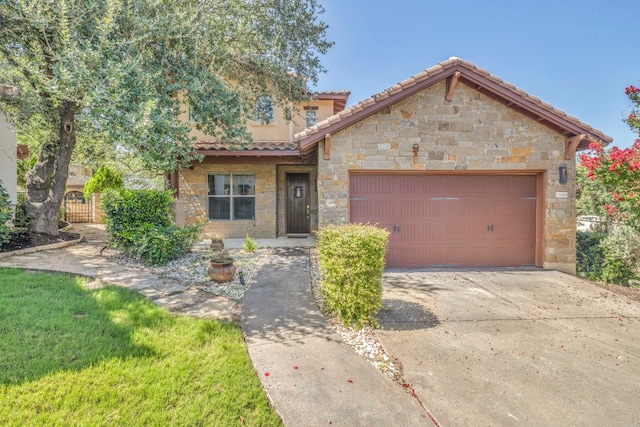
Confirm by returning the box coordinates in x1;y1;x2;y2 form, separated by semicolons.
317;81;576;274
177;163;277;238
276;165;318;236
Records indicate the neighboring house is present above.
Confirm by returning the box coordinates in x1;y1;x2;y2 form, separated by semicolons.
175;57;612;274
0;85;20;207
65;165;93;201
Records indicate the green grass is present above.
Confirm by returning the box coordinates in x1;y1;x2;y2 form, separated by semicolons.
0;268;280;426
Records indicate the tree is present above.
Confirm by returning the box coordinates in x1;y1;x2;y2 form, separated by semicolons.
0;0;332;234
580;85;640;231
83;166;123;200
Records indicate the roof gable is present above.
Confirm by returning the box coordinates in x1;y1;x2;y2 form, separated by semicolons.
295;57;612;157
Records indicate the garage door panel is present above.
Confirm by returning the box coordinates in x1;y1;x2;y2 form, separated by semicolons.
351;199;394;220
350;174;537;268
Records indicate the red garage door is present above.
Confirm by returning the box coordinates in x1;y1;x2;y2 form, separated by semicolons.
349;174;537;268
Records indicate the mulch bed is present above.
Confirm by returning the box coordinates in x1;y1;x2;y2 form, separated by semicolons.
0;230;81;253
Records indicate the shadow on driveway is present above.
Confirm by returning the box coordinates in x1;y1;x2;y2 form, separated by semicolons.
378;299;440;331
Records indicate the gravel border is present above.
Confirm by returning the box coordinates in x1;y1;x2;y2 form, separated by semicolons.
103;246;272;300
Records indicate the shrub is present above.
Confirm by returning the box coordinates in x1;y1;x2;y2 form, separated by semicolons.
317;223;389;328
600;225;640;284
576;231;606;280
128;223;201;266
101;189;173;247
0;180;14;247
83;166;124;201
101;189;201;265
243;234;258;252
577;226;640;285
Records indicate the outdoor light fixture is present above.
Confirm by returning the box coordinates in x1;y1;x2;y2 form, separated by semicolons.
412;144;419;156
559;165;568;184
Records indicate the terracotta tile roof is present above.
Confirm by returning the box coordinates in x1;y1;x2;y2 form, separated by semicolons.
295;57;613;155
192;140;299;152
315;90;351;97
315;91;350;114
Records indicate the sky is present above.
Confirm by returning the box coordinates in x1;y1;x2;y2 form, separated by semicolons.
311;0;640;148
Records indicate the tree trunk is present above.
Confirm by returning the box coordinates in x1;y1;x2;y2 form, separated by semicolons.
24;101;77;235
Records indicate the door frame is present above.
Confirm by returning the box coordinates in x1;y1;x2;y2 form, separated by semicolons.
348;170;545;267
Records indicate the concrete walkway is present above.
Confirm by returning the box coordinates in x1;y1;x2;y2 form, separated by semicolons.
0;224;237;319
242;248;432;426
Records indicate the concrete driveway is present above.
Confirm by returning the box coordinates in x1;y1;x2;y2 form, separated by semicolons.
375;269;640;426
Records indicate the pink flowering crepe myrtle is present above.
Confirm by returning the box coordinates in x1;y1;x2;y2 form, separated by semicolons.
578;85;640;228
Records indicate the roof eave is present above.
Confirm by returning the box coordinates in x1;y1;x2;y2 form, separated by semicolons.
457;71;613;146
297;61;613;156
195;149;301;157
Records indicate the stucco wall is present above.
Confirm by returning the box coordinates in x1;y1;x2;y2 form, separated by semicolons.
317;81;576;274
185;99;336;143
177;162;277;238
0;113;17;206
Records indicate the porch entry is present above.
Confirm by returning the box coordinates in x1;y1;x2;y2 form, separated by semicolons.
286;173;310;234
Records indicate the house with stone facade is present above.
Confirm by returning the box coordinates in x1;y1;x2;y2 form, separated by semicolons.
172;90;350;238
174;57;611;274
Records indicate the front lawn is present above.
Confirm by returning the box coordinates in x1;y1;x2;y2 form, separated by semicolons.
0;268;280;426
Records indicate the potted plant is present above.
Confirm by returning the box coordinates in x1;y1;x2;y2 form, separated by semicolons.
210;235;224;251
208;249;236;283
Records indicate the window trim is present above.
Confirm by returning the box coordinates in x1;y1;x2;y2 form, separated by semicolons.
207;173;256;221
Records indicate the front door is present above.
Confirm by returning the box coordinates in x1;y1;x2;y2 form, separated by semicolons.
286;173;310;234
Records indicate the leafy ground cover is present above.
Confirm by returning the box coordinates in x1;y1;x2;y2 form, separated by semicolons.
0;268;280;426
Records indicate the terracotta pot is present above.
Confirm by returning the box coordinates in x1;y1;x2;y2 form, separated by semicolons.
208;260;236;283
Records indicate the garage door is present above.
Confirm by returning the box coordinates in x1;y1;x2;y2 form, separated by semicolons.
349;174;537;267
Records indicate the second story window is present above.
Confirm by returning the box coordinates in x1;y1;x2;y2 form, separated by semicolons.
253;95;274;124
306;110;317;127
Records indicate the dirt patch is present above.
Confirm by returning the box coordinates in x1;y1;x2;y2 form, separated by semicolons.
0;230;81;253
593;281;640;303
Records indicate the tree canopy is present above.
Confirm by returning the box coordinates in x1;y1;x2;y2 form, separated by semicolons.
580;85;640;230
0;0;332;234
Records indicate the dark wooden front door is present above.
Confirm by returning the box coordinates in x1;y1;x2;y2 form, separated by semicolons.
286;173;310;234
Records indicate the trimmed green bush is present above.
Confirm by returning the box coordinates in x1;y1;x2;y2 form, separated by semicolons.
83;166;124;201
318;223;389;327
576;231;606;281
102;189;173;247
101;189;200;265
0;180;14;247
